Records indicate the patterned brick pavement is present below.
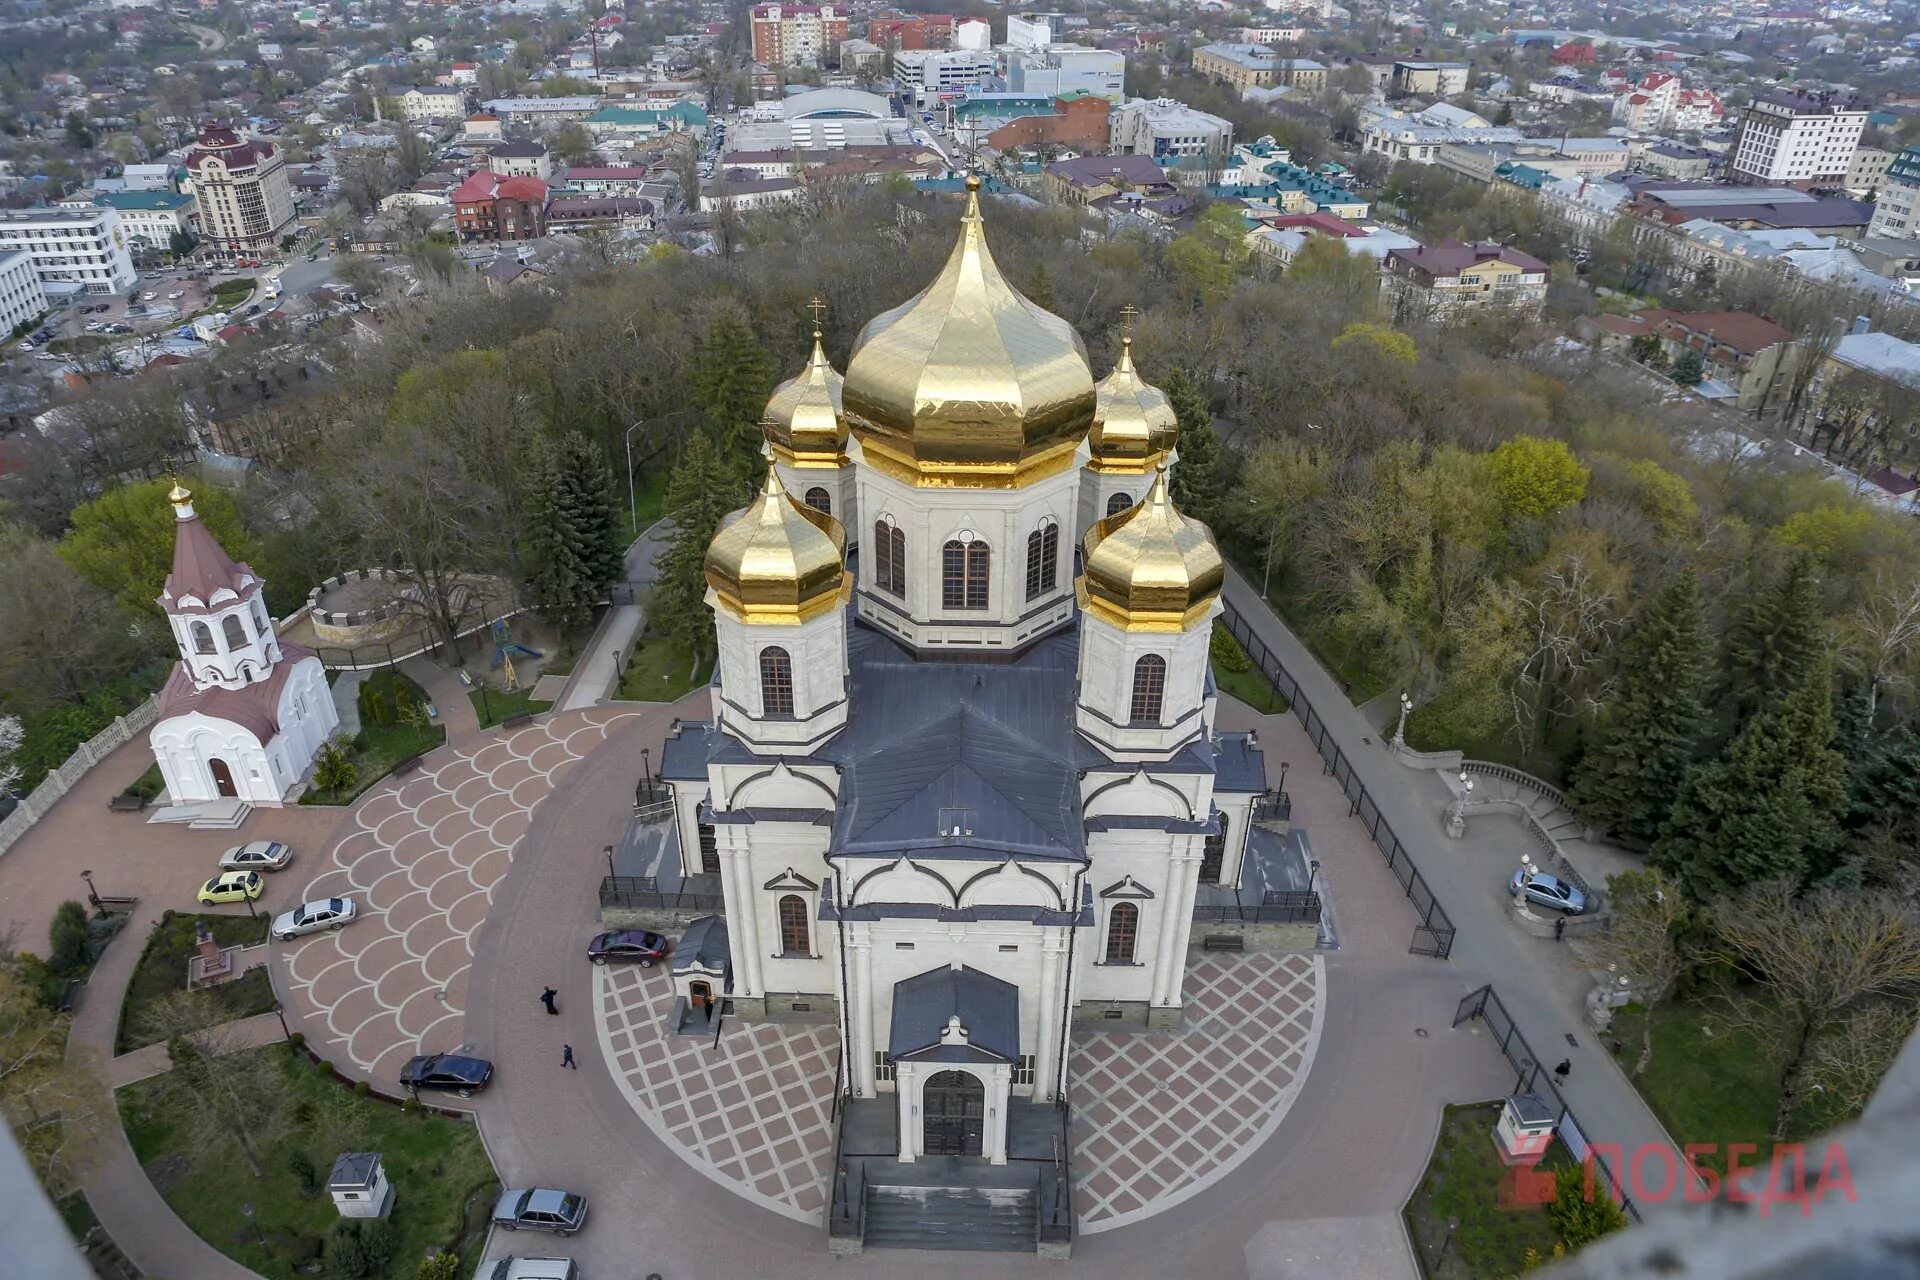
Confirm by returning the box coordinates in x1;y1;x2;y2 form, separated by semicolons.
281;709;642;1080
593;946;1324;1232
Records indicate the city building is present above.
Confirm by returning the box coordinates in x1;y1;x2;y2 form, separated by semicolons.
1612;72;1723;134
972;91;1111;152
1110;98;1234;162
731;89;913;152
1193;44;1326;94
183;123;296;257
1244;213;1418;268
1390;60;1471;98
1729;93;1869;187
893;49;996;99
1006;12;1069;49
0;247;46;333
1359;102;1523;165
1868;147;1920;239
866;10;954;52
1006;47;1125;102
750;3;851;68
398;85;466;121
489;142;554;180
95;190;196;253
1382;238;1549;321
1589;309;1803;412
1849;146;1894;197
0;205;138;295
1044;153;1181;207
480;97;602;126
147;483;337;808
451;170;549;241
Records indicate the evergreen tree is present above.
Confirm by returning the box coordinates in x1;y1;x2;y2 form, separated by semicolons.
1162;365;1223;526
1724;554;1823;724
650;433;748;666
1570;573;1712;844
689;311;775;492
1657;659;1847;897
524;433;626;631
1671;349;1705;386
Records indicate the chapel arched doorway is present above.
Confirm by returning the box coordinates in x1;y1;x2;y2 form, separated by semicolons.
210;758;238;798
923;1070;985;1157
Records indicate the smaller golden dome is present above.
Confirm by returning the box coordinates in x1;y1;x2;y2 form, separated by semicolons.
168;481;193;507
762;329;847;468
1087;337;1179;474
1079;468;1223;632
704;468;850;625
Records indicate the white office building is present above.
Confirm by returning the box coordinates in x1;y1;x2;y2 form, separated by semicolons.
1007;47;1125;102
0;206;137;295
1006;13;1069;49
893;49;996;98
1730;93;1869;186
0;248;47;333
1110;98;1235;160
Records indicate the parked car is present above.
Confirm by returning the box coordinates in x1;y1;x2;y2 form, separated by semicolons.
585;929;667;967
220;840;294;871
399;1052;493;1096
197;869;264;905
487;1260;577;1280
167;290;185;300
491;1188;588;1236
1509;869;1587;915
141;291;156;301
270;896;357;941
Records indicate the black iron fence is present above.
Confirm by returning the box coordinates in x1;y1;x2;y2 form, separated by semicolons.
1453;984;1643;1224
1221;600;1457;960
1193;890;1322;924
1250;789;1292;823
597;876;727;913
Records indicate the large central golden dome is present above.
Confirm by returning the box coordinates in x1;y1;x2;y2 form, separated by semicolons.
842;176;1095;489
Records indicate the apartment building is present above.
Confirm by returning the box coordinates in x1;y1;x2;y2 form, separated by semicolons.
866;10;954;51
0;248;47;333
1867;147;1920;239
1849;146;1894;196
1382;239;1548;321
1193;43;1326;93
1110;97;1234;161
1729;93;1869;186
1390;60;1471;97
750;3;850;68
1006;13;1069;49
95;190;196;252
398;85;466;121
0;206;137;295
1612;72;1723;134
893;49;995;96
451;170;548;241
183;123;295;257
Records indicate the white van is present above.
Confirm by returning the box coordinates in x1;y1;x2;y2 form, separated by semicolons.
487;1259;579;1280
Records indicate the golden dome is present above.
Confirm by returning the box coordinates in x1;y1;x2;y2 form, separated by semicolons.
1087;336;1179;474
168;481;193;507
842;176;1095;489
1078;468;1223;632
762;329;847;468
704;468;850;625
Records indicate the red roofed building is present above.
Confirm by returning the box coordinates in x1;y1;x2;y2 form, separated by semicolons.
452;170;549;241
1382;239;1549;321
185;122;296;257
1586;308;1803;412
1551;40;1597;65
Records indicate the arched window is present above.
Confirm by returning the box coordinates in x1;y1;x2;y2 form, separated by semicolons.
1107;491;1134;517
804;486;831;515
252;600;270;638
190;621;216;655
759;646;794;717
1105;902;1138;964
222;614;248;650
873;518;906;597
778;894;810;955
1130;655;1166;724
1025;522;1060;600
942;538;990;610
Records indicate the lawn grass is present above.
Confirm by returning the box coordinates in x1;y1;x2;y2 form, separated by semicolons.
301;671;443;805
617;631;713;702
468;685;553;728
118;911;275;1054
1404;1103;1576;1279
118;1044;498;1280
1211;622;1289;713
210;277;254;308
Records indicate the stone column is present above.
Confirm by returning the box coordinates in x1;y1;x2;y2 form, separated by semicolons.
987;1065;1012;1166
1029;932;1065;1104
896;1064;918;1164
850;932;876;1097
1150;849;1200;1023
722;845;765;1006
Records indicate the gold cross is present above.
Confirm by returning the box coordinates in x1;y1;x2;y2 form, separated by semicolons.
807;295;827;331
1119;303;1138;338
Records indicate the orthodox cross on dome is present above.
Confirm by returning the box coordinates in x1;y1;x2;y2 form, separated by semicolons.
1119;303;1139;339
806;294;827;335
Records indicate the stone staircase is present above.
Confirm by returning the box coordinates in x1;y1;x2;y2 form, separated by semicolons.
1469;773;1584;845
146;799;254;830
861;1184;1038;1253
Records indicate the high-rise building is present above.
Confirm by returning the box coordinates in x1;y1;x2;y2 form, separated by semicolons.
0;205;138;295
0;248;47;332
750;3;851;68
1729;93;1869;187
1868;147;1920;239
183;123;296;257
866;10;954;51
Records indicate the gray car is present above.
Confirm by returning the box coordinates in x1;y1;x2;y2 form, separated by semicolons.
1509;869;1587;915
270;896;358;941
491;1188;588;1236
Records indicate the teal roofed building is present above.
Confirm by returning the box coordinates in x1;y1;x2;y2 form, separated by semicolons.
96;189;195;251
585;101;707;139
950;94;1055;123
1495;161;1549;190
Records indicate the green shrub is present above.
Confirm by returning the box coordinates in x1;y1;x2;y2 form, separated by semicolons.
417;1253;461;1280
288;1031;305;1050
313;740;357;795
284;1146;319;1197
357;1219;393;1273
326;1221;369;1278
288;1234;323;1265
401;1096;420;1113
1548;1165;1627;1248
48;901;92;976
353;1080;370;1097
1210;623;1253;673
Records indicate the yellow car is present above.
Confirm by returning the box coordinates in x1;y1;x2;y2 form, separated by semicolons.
197;869;264;905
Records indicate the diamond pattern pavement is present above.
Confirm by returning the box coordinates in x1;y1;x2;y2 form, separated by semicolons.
280;709;642;1081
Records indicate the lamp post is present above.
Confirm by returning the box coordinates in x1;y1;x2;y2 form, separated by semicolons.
1445;770;1474;838
605;843;617;882
272;1003;291;1041
1305;858;1321;896
1393;690;1412;748
80;868;100;911
625;409;695;539
642;747;653;790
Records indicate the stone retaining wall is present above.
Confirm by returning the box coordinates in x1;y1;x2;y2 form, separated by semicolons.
601;905;721;932
306;569;423;645
0;698;160;859
1189;919;1319;953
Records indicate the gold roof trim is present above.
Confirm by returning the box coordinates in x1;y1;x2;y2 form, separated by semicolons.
703;468;850;625
1079;468;1224;633
762;328;849;469
841;174;1096;490
1087;335;1179;476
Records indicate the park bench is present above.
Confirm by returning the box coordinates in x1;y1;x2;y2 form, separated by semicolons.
1201;934;1245;952
107;794;146;813
389;755;424;778
500;713;535;731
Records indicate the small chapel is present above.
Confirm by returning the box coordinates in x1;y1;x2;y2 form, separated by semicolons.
661;178;1267;1187
148;483;337;807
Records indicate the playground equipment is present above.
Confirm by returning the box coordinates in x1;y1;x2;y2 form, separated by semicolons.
489;619;543;690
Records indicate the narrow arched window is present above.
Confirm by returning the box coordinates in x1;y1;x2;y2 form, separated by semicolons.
759;646;794;717
222;614;248;650
873;518;906;596
191;621;215;655
778;893;810;955
1130;655;1166;724
1105;902;1138;964
1025;522;1059;600
1107;491;1134;516
944;538;990;610
804;486;831;515
252;600;270;638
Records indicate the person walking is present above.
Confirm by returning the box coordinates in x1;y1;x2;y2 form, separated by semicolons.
540;986;558;1015
562;1043;577;1070
1553;1058;1572;1082
1554;917;1566;942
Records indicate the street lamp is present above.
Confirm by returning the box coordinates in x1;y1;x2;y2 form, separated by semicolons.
80;868;100;911
1445;770;1475;838
1305;859;1322;896
641;747;653;790
1393;690;1413;748
605;843;617;882
625;409;695;538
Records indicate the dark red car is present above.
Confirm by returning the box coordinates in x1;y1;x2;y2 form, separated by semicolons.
586;929;668;967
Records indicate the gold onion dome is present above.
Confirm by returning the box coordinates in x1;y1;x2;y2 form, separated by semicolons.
704;468;850;624
1079;468;1224;632
1088;336;1179;474
841;175;1095;489
761;328;847;466
168;480;193;507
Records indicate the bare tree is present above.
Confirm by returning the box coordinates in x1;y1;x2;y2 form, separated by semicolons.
1838;574;1920;717
1804;1001;1920;1118
1510;539;1627;753
0;963;109;1197
138;991;288;1178
1586;869;1689;1077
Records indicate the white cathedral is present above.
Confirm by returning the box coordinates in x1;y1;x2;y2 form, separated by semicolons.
148;483;337;807
660;178;1266;1170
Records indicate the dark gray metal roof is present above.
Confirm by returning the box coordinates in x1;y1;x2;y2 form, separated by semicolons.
328;1151;381;1189
889;964;1019;1063
1211;732;1266;793
672;915;730;976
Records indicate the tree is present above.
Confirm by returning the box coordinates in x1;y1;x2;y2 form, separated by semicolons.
1548;1164;1627;1248
57;477;257;616
1708;880;1920;1139
0;716;20;800
1588;869;1690;1076
1489;436;1589;524
0;527;150;705
548;121;596;167
0;962;108;1197
650;433;746;668
689;312;775;491
313;740;357;796
1571;573;1712;844
1671;348;1705;386
523;432;626;630
1162;365;1224;526
47;901;90;976
144;994;288;1177
1724;555;1823;723
1330;322;1416;366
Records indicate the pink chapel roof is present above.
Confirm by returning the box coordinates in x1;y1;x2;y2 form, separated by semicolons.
158;483;259;614
157;641;313;741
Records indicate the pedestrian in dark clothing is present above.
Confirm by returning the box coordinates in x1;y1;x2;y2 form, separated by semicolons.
1554;917;1566;942
540;986;558;1015
1554;1058;1572;1082
562;1044;577;1070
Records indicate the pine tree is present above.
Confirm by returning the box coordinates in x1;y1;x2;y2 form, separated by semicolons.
650;433;748;666
690;311;776;493
1570;572;1712;844
1724;554;1823;724
1162;365;1223;526
1671;348;1705;386
1657;659;1846;897
524;433;626;631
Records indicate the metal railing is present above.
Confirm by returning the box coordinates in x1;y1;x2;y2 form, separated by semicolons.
1193;890;1322;924
1250;788;1292;824
1221;601;1457;959
633;779;673;823
597;876;727;913
1461;759;1571;812
1040;1072;1074;1251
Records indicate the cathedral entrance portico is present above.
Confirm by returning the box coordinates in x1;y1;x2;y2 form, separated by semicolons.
920;1069;985;1157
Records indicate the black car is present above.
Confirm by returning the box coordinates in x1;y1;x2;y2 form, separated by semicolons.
586;929;667;967
399;1052;493;1096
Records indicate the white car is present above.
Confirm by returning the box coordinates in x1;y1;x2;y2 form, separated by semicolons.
168;290;185;300
141;291;157;301
271;896;358;941
219;840;294;871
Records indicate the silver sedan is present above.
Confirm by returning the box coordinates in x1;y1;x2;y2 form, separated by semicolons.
270;897;358;941
219;840;293;871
